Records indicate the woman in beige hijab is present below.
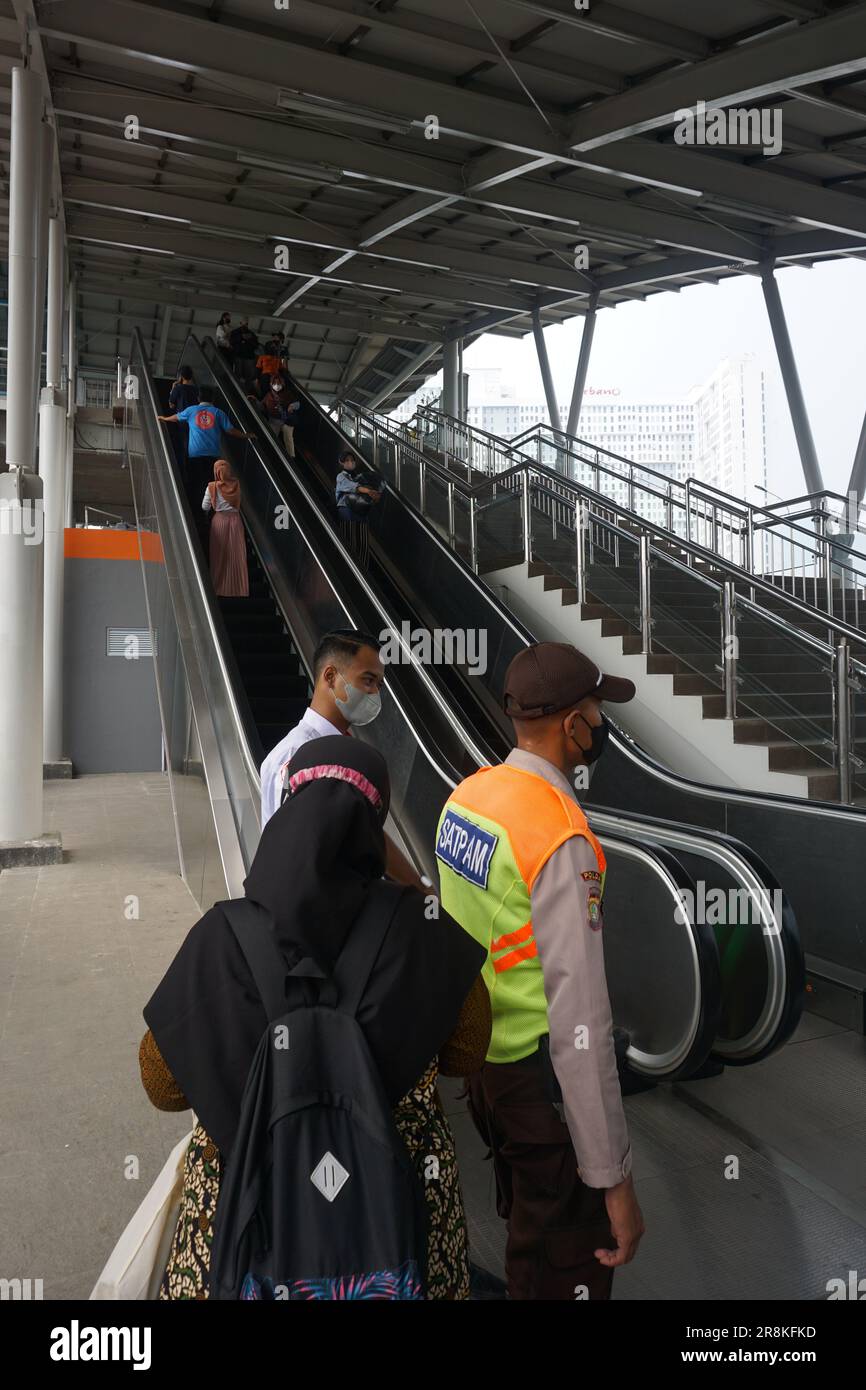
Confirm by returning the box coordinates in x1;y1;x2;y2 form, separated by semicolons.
202;460;248;597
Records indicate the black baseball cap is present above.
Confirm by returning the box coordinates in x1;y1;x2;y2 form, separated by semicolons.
503;641;635;719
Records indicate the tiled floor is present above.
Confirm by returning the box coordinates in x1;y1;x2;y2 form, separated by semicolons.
0;775;199;1300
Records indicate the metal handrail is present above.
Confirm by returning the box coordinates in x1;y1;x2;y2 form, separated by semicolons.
353;403;866;654
339;399;864;801
414;405;866;591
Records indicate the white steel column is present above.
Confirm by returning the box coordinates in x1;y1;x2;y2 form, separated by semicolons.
1;65;45;843
40;216;67;764
760;265;824;498
442;340;459;418
31;120;52;417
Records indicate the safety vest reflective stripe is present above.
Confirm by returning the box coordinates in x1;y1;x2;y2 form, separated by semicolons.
491;920;533;954
493;940;538;973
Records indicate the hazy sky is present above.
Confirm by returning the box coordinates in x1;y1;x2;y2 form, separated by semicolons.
422;258;866;503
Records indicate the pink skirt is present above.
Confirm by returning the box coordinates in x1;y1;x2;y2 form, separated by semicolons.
209;510;249;597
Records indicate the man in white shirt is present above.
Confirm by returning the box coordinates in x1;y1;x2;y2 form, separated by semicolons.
260;629;422;887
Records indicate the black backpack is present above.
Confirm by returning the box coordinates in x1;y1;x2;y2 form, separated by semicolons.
209;885;428;1300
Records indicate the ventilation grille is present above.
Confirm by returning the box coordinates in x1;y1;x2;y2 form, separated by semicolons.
106;627;156;658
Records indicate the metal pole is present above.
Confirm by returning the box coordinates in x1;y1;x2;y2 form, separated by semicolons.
1;65;45;843
65;276;76;526
532;309;560;432
116;358;123;400
522;469;532;563
835;637;852;805
45;218;64;388
32;121;52;413
845;400;866;510
722;580;738;720
761;265;824;498
469;495;478;573
447;480;455;548
639;534;652;654
565;292;598;438
575;499;586;603
6;66;43;472
40;216;67;764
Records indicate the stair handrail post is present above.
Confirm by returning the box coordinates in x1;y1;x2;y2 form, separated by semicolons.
469;494;479;574
639;532;652;655
722;579;738;720
522;467;532;564
684;478;693;567
575;497;586;603
835;636;853;805
447;478;455;549
419;455;426;515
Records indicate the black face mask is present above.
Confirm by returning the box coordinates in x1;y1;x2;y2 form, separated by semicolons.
573;712;610;765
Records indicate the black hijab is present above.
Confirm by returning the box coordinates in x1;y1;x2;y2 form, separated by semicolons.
144;737;483;1156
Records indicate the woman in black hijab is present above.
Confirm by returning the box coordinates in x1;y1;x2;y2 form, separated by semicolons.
140;737;490;1300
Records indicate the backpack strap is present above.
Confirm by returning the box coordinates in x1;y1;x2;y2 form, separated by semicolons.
334;882;407;1020
222;898;290;1023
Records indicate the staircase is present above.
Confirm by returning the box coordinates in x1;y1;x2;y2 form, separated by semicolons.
217;540;310;764
490;551;866;802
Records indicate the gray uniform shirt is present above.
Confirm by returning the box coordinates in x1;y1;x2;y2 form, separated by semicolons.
507;748;632;1189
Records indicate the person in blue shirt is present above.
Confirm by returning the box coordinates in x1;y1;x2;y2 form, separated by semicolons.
335;448;383;568
158;399;256;547
168;365;199;414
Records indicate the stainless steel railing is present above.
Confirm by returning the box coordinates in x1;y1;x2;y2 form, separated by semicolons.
335;399;865;804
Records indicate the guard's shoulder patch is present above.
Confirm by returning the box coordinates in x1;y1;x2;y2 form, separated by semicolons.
580;868;602;882
436;808;498;889
587;888;603;931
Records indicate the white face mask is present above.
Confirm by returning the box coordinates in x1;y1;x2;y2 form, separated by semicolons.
334;671;382;726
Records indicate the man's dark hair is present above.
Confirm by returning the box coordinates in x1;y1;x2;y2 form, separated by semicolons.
313;629;382;680
338;448;356;465
179;364;193;380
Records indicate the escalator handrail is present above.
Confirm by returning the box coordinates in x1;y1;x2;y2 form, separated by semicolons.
133;331;263;801
191;335;494;778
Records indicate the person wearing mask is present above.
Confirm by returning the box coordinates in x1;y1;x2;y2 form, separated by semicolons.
255;339;284;398
260;629;421;891
140;737;492;1300
229;316;259;386
435;641;645;1301
157;398;256;522
168;364;199;414
335;448;381;567
215;312;233;371
202;460;248;598
262;374;301;458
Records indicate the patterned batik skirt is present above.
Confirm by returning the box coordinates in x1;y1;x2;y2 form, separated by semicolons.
159;1060;470;1300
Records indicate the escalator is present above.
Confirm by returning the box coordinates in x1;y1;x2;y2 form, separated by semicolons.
201;337;805;1070
124;326;763;1086
312;396;865;1033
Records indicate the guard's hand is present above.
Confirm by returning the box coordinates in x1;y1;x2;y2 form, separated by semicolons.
597;1175;644;1267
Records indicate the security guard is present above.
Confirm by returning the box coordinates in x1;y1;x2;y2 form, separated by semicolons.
435;641;644;1300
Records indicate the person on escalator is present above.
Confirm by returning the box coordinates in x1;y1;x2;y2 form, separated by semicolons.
229;316;259;386
168;365;199;414
157;398;256;545
255;340;284;399
259;628;424;891
202;461;249;598
435;641;645;1300
335;448;381;568
262;375;300;458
